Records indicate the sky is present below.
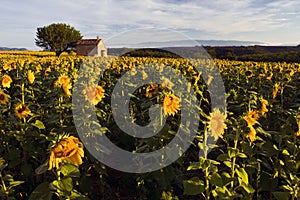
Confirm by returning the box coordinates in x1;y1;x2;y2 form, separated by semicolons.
1;0;300;49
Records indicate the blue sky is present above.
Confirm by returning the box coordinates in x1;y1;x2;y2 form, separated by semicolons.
1;0;300;49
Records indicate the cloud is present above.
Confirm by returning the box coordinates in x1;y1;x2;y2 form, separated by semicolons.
0;0;299;48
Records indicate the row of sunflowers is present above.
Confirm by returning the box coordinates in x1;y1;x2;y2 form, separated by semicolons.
0;51;299;199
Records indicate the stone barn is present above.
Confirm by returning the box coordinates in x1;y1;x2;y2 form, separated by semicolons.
76;38;107;57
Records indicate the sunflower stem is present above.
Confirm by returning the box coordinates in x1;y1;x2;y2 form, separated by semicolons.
21;83;25;105
231;130;240;188
0;172;9;199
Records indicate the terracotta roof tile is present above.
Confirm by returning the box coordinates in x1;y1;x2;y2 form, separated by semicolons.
76;39;102;45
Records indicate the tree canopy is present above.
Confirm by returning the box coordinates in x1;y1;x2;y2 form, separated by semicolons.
35;23;82;56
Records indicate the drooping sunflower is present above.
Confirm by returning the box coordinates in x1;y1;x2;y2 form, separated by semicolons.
0;91;9;104
84;85;105;105
62;82;72;98
14;104;31;119
27;70;35;84
2;75;12;88
207;108;227;140
272;83;280;99
295;116;300;137
54;75;70;87
48;136;84;170
142;71;148;80
145;83;158;98
55;75;72;97
163;93;180;116
247;125;256;142
243;110;259;126
260;98;269;116
161;78;174;90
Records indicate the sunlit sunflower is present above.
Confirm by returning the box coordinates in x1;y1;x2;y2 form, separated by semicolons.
62;82;72;97
2;75;12;88
142;71;148;80
247;125;256;142
260;98;269;116
48;136;84;170
14;104;31;119
272;83;280;99
161;78;174;90
35;64;42;73
0;91;9;104
145;83;158;98
243;110;259;126
27;70;35;84
54;75;72;97
130;68;137;76
54;75;70;87
207;108;227;140
163;93;180;116
84;85;105;105
245;70;254;77
44;66;51;76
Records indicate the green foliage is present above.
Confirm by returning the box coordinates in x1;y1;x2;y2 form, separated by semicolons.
0;52;299;199
35;23;82;56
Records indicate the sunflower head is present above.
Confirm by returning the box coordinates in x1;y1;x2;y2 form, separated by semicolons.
14;104;31;119
243;110;259;126
54;75;70;87
247;125;256;142
260;98;269;116
163;93;180;116
0;91;9;105
62;82;72;98
2;75;12;88
207;108;227;140
48;135;84;170
272;83;280;99
145;83;158;98
84;85;105;105
27;70;35;84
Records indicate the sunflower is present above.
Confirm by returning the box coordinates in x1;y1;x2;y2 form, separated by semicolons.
54;75;70;87
142;71;148;80
14;104;31;119
163;93;180;116
55;75;72;97
207;108;227;140
44;66;51;76
0;91;8;104
145;83;158;98
161;78;174;90
247;125;256;142
272;83;280;99
2;75;12;88
27;70;35;84
260;98;269;116
48;136;84;170
62;82;72;98
243;110;259;126
84;85;105;105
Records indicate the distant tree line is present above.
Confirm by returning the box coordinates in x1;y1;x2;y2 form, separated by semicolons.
108;45;300;63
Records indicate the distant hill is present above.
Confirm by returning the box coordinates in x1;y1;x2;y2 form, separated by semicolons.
133;39;266;48
0;47;27;51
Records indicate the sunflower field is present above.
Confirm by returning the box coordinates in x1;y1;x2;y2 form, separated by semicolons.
0;51;299;200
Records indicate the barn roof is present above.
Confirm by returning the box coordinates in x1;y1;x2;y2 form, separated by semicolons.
76;39;102;45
